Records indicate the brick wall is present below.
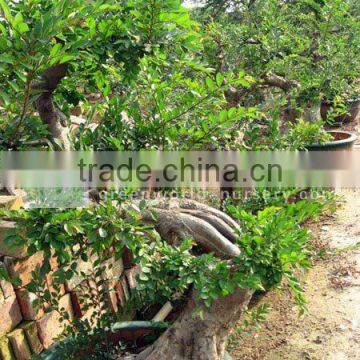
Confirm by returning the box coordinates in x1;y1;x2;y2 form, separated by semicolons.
0;220;135;359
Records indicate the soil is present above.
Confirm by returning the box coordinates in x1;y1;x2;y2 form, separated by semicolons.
338;115;360;145
229;189;360;360
329;131;352;141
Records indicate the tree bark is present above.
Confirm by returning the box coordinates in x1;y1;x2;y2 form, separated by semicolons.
33;63;71;149
121;287;253;360
139;199;241;259
261;73;300;92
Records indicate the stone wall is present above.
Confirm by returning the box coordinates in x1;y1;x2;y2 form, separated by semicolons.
0;220;134;360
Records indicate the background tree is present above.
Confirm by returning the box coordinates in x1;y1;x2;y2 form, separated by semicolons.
199;0;360;118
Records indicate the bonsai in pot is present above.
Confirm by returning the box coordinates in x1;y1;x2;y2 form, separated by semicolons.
321;97;360;126
287;119;357;150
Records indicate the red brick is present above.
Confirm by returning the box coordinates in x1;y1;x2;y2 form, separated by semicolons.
71;285;101;327
0;279;15;299
71;283;102;327
103;257;123;281
58;293;74;322
0;263;15;299
0;336;15;360
4;252;45;288
87;279;107;315
0;221;28;258
120;275;130;301
64;253;97;291
0;295;22;337
15;288;44;320
36;294;74;349
49;253;58;271
70;291;82;318
82;306;99;327
105;290;119;314
7;328;31;360
19;321;44;354
46;272;65;298
114;282;126;308
125;267;138;289
36;311;61;349
69;280;90;318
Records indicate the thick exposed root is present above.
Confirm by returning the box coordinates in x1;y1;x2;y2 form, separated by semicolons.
141;207;241;259
146;199;241;233
177;209;238;243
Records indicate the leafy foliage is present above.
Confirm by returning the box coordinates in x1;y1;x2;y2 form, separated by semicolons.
132;198;332;315
287;119;333;149
0;0;200;147
1;194;332;318
0;0;351;356
76;56;258;150
201;0;360;104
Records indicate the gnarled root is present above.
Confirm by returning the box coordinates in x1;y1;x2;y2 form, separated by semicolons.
139;199;241;259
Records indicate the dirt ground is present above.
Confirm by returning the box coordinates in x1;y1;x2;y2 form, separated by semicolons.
229;189;360;360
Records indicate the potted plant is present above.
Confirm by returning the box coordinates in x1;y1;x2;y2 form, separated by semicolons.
287;119;357;150
306;130;358;150
321;97;360;126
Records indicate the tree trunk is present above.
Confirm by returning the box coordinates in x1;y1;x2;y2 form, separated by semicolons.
120;286;253;360
34;63;71;149
117;199;252;360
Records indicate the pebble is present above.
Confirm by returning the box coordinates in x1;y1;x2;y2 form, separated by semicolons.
313;335;323;344
301;351;312;360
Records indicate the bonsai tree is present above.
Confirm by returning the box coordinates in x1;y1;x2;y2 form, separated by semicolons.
199;0;360;118
0;1;341;358
2;196;328;359
0;0;199;149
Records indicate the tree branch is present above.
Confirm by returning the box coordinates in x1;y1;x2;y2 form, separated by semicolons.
261;72;300;92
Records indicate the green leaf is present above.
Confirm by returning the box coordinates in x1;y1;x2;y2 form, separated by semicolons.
216;73;223;86
99;228;107;238
12;12;29;34
0;22;7;35
0;54;14;64
13;12;24;27
219;109;228;122
228;108;237;119
59;54;75;64
8;81;19;92
50;43;62;57
206;77;216;91
69;38;88;50
0;91;10;106
0;0;12;22
16;22;29;34
33;19;42;37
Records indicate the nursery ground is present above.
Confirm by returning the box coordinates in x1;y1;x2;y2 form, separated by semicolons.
229;189;360;360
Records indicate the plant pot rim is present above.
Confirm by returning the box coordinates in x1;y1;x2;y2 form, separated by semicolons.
306;130;357;149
